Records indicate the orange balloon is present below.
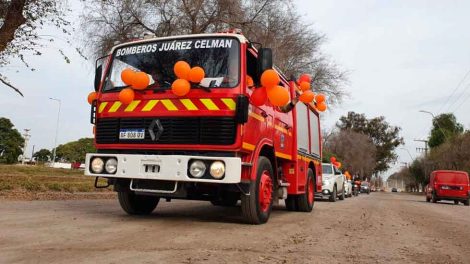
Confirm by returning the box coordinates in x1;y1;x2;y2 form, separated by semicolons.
336;162;342;168
330;157;336;163
300;81;311;91
119;88;135;104
315;93;326;103
188;66;205;83
267;85;289;106
250;87;267;106
171;79;191;96
174;61;191;79
132;72;150;90
121;68;136;86
299;90;315;103
316;101;327;112
260;69;280;88
87;92;97;104
298;74;311;84
246;75;254;87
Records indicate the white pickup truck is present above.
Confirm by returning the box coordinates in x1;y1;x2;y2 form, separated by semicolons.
320;163;346;202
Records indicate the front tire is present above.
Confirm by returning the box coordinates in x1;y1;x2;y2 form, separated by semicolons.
329;185;337;202
241;156;274;224
118;191;160;215
464;199;470;206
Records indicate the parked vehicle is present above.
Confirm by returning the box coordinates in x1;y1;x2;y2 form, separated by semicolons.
84;30;325;224
351;181;359;196
344;179;352;197
320;163;345;202
361;181;370;194
425;170;470;206
391;187;397;192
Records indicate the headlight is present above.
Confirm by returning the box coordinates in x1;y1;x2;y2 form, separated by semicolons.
189;160;206;178
91;157;104;173
210;161;225;179
322;180;330;186
105;158;118;174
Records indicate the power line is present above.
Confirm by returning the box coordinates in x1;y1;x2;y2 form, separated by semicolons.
447;83;470;112
439;68;470;113
451;90;470;113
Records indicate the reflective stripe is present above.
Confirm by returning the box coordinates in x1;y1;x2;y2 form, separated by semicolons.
221;98;236;110
275;152;292;160
98;102;108;113
242;142;256;151
180;99;198;110
161;99;178;111
249;112;265;122
275;125;288;134
108;102;122;113
200;99;219;110
142;100;159;111
124;100;141;112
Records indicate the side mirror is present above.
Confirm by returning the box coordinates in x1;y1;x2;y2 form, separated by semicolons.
235;95;249;124
257;48;273;74
94;65;103;91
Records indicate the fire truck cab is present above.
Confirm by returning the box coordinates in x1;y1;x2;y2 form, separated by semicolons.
85;32;323;224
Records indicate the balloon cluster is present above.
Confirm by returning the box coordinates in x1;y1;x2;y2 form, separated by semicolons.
87;92;97;104
118;68;151;104
171;61;205;96
297;74;327;112
250;69;290;107
330;156;342;169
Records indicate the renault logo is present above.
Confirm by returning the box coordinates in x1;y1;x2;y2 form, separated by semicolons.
148;119;164;141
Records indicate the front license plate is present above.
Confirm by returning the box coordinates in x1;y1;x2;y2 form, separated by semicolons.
119;129;145;139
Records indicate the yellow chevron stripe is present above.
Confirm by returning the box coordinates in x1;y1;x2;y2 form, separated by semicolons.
142;100;159;112
124;100;141;112
242;142;256;151
180;99;198;110
221;98;236;110
108;102;122;113
249;112;265;122
276;152;292;160
161;99;178;111
98;102;108;113
200;99;219;110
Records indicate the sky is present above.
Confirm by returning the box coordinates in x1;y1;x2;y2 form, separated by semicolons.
1;0;470;177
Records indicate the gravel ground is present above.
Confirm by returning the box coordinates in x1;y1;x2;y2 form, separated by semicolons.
1;192;469;264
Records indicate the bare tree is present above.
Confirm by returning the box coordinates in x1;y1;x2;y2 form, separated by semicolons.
80;0;347;105
324;129;376;180
0;0;71;96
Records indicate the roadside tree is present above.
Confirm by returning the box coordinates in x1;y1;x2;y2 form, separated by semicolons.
55;138;95;163
428;113;464;149
0;117;24;164
33;148;51;163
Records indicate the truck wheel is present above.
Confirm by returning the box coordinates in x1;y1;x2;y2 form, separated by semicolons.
426;197;430;202
339;186;345;200
454;200;459;205
241;156;274;224
297;168;315;212
118;191;160;215
329;185;337;202
464;199;470;206
431;191;437;203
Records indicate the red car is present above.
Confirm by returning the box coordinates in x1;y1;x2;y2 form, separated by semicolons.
425;170;470;206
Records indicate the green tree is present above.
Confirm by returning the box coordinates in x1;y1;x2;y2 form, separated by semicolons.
428;113;464;149
0;117;24;164
55;138;95;163
33;148;51;162
337;111;404;174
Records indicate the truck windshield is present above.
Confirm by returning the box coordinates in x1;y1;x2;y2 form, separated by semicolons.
102;37;240;92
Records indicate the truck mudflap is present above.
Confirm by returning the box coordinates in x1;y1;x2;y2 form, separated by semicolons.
84;153;241;184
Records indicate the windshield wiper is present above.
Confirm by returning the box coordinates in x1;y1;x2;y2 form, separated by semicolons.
192;84;212;93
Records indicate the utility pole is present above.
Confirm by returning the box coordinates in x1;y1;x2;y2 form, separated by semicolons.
49;98;61;167
21;129;31;165
414;139;428;156
31;145;35;164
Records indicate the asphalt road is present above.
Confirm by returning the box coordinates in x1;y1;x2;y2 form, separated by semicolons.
1;192;470;264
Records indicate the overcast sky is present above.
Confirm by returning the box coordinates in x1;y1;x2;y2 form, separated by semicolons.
1;0;470;177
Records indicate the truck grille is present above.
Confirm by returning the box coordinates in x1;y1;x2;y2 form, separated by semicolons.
96;117;236;145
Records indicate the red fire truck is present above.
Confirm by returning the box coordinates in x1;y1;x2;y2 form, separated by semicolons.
85;31;323;224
